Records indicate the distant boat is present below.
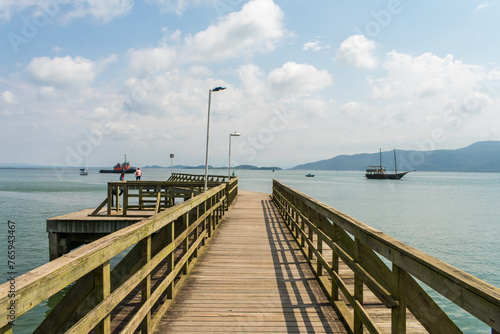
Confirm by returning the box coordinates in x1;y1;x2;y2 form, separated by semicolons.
80;151;88;175
305;173;315;177
99;154;137;174
365;149;411;180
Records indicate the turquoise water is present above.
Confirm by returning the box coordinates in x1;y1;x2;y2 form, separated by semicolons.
0;168;499;333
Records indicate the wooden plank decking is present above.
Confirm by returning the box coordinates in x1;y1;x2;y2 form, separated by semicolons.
154;190;348;333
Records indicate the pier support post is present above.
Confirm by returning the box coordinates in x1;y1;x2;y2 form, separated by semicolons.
48;232;68;261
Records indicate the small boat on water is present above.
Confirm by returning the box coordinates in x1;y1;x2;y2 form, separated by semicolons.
80;151;88;175
99;154;137;174
365;149;411;180
305;173;315;177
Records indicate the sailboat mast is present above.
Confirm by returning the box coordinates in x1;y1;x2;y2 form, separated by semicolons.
379;148;382;167
394;149;397;174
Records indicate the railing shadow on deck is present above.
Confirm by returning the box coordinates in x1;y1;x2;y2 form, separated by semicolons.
272;179;500;334
0;176;238;334
261;199;337;333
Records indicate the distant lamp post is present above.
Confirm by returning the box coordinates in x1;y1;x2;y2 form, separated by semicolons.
170;153;174;176
204;86;227;192
228;132;241;180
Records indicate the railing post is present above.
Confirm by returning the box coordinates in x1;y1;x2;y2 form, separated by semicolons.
308;220;314;260
316;234;323;276
294;209;300;239
392;263;407;334
205;198;211;239
354;237;364;334
123;183;128;215
107;183;112;215
300;212;305;248
94;261;111;334
331;224;339;301
166;221;175;300
116;184;120;212
141;236;151;333
139;185;144;209
183;212;189;275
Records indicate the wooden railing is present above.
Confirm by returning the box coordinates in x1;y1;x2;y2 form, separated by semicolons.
0;183;232;333
272;180;500;334
90;176;238;216
167;172;231;183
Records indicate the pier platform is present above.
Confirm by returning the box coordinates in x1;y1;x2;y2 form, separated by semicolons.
154;190;348;333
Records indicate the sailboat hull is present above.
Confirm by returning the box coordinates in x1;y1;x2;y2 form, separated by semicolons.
365;172;408;180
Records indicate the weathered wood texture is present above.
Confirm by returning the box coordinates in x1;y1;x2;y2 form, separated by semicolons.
272;179;500;333
154;190;348;333
0;178;238;333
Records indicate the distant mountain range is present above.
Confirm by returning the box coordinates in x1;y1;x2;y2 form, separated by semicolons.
292;141;500;172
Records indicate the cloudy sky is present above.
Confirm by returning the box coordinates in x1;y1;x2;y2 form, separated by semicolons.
1;0;500;168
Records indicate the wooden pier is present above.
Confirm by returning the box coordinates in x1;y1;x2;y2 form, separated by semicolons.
0;174;499;334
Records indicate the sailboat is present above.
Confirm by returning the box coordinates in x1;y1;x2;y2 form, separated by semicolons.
80;151;88;176
365;149;411;180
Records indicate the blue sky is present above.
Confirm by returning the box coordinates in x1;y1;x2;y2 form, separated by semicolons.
1;0;500;168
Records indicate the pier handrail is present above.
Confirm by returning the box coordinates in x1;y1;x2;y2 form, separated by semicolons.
0;182;232;333
95;176;238;216
167;172;231;183
272;179;500;333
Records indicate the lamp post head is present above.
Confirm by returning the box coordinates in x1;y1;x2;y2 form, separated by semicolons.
211;87;226;92
230;132;241;137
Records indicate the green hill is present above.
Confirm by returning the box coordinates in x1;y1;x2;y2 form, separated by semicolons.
291;141;500;172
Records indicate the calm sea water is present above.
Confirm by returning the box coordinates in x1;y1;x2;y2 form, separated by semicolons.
0;168;499;333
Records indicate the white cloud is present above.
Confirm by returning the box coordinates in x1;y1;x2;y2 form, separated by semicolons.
238;64;265;96
371;51;484;100
63;0;133;22
303;40;328;52
0;0;37;22
26;55;97;88
147;0;204;16
2;90;17;103
126;45;177;76
0;0;132;24
268;62;332;96
335;35;377;69
474;1;493;13
183;0;285;62
126;0;286;75
340;101;365;114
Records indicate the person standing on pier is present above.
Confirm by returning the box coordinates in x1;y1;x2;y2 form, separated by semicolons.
120;170;125;181
135;168;142;181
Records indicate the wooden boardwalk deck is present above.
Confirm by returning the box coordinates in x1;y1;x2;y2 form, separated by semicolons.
154;190;348;333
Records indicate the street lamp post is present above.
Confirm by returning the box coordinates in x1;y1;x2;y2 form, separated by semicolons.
204;86;226;192
170;153;174;176
228;132;241;180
